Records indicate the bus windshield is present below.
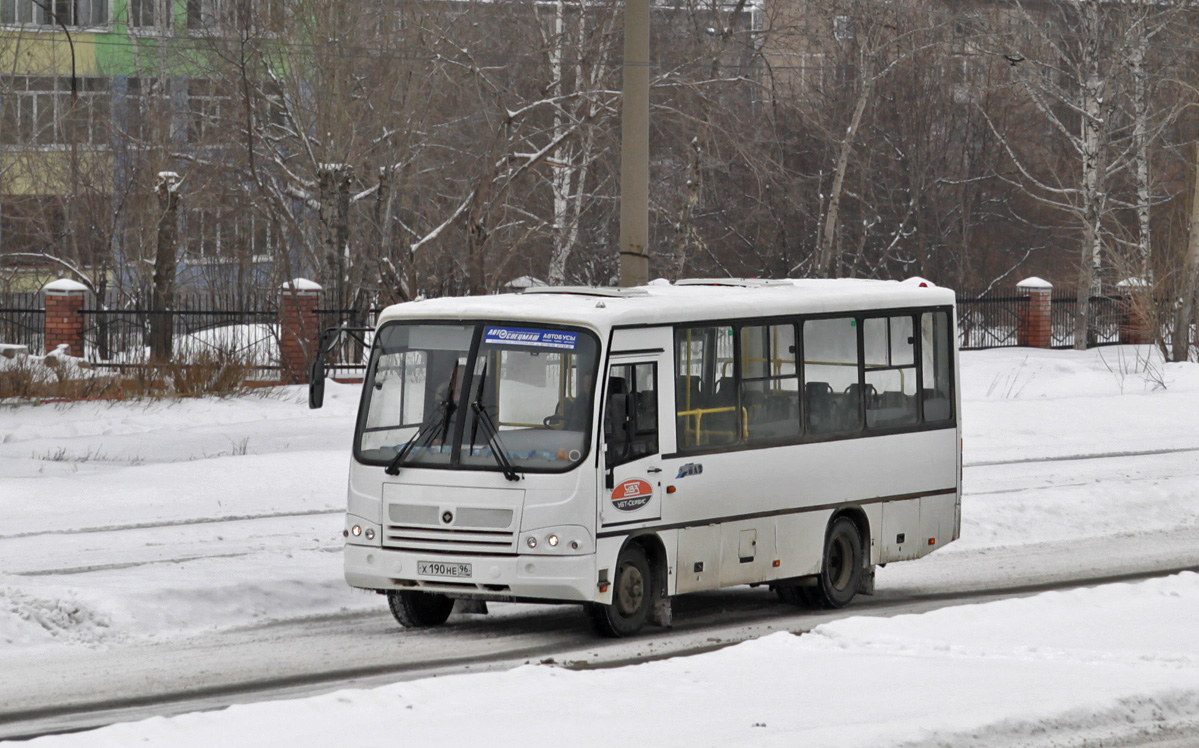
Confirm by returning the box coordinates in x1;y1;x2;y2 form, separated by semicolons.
357;321;600;473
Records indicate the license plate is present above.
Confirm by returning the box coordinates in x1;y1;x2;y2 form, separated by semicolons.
418;561;472;578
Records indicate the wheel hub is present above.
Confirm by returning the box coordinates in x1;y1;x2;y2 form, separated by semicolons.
616;564;645;615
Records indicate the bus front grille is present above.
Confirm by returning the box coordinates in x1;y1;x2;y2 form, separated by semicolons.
384;525;517;554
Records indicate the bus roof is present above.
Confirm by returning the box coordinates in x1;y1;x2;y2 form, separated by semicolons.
376;278;956;333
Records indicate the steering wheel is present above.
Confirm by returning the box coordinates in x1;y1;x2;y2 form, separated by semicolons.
543;414;566;430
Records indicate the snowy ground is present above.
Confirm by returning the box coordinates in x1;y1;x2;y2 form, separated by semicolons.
3;345;1199;746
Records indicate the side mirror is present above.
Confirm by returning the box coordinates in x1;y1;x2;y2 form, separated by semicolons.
308;355;326;409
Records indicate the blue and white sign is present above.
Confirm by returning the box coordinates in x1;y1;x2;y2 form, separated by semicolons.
484;326;579;350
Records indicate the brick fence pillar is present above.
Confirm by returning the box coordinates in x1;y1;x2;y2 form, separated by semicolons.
279;278;323;384
1117;277;1152;345
42;278;90;356
1016;277;1053;349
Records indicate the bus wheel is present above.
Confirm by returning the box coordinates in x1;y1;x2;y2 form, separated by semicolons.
589;544;653;637
812;517;863;609
775;584;819;607
387;590;454;628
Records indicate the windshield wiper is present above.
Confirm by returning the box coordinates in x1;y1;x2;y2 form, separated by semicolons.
384;362;458;476
469;362;521;482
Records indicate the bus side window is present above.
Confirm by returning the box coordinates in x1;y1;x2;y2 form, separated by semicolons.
921;311;953;422
675;326;735;449
741;323;800;443
864;315;918;429
803;317;860;435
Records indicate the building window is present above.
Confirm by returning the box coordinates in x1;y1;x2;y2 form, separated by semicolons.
186;204;273;263
187;78;231;144
1;76;112;146
129;0;168;29
186;0;279;33
1;0;107;27
833;15;854;41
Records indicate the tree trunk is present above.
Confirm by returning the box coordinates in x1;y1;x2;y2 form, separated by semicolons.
150;171;181;364
1073;1;1105;351
1131;25;1152;279
318;164;353;311
1175;139;1199;362
816;69;872;279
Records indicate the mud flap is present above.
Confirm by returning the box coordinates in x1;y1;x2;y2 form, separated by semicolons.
857;566;876;596
651;596;673;628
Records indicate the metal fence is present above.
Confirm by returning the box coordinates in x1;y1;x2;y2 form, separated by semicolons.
80;295;281;368
0;292;44;353
956;293;1028;350
1;290;1144;367
315;307;380;380
1049;293;1123;349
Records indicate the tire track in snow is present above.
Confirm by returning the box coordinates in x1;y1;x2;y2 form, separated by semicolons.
965;445;1199;468
0;508;343;541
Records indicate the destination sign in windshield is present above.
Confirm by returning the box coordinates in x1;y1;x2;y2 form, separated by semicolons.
484;326;579;350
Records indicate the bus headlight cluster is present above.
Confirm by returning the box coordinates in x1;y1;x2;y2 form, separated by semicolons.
520;527;590;555
345;518;381;546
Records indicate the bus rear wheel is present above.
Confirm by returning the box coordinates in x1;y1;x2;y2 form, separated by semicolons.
811;516;863;609
387;590;454;628
589;543;653;637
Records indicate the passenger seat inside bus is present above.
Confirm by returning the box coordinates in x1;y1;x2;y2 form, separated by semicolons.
804;381;834;434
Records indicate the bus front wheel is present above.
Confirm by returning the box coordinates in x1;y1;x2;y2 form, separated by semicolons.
812;516;863;609
589;543;653;637
387;590;454;628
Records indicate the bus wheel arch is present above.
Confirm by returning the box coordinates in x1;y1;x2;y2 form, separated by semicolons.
589;535;664;637
813;511;868;609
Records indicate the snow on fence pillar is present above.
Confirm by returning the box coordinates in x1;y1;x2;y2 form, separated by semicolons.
1016;277;1053;349
1117;277;1152;345
42;279;89;357
279;279;322;384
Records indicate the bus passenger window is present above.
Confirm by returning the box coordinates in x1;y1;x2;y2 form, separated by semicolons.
922;311;953;422
864;315;918;429
741;324;800;443
675;326;737;449
803;317;860;435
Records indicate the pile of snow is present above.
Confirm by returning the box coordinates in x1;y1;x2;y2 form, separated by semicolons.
23;574;1199;748
173;323;280;368
0;344;97;393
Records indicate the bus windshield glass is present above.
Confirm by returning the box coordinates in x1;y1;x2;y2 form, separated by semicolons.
357;321;600;473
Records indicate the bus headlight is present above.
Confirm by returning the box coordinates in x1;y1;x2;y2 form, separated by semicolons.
520;526;591;556
345;516;381;547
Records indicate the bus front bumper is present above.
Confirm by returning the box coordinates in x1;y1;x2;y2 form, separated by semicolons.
344;544;598;603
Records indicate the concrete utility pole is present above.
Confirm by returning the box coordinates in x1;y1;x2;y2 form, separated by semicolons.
618;0;650;287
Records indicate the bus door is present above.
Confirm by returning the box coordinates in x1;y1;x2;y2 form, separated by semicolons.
599;354;663;528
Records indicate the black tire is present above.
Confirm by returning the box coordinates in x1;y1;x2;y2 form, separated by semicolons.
387;590;454;628
775;585;797;604
589;543;653;637
810;516;863;609
774;584;820;607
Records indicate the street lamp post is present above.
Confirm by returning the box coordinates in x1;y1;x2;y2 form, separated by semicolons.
618;0;650;287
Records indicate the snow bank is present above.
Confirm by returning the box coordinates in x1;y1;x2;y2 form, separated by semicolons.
23;573;1199;748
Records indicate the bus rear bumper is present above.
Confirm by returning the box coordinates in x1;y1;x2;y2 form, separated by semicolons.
344;544;597;603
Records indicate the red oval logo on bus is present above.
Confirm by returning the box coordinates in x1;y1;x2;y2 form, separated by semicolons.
612;479;653;512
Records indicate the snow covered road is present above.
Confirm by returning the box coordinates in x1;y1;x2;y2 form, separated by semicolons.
3;346;1199;745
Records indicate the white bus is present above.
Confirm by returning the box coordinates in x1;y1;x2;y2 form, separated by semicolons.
313;278;960;637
